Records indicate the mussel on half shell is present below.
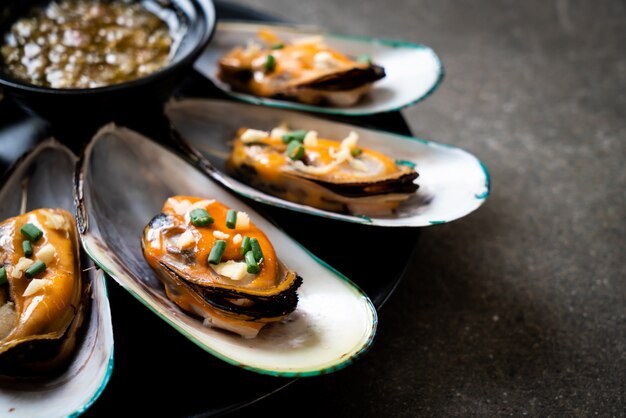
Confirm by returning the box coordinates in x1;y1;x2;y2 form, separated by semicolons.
0;208;86;375
165;98;490;227
77;123;377;376
142;196;301;339
226;125;419;217
0;138;113;418
217;28;385;107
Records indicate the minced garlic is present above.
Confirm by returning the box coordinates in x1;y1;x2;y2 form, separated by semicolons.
212;260;248;281
10;257;34;279
235;212;250;229
241;129;269;143
168;198;192;216
35;243;56;264
42;209;69;230
23;278;50;297
293;130;365;174
176;230;195;250
303;130;319;146
213;230;230;240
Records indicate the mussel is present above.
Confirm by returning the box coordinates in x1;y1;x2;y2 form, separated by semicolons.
217;29;385;107
142;196;301;338
0;139;113;417
0;207;85;375
226;125;419;217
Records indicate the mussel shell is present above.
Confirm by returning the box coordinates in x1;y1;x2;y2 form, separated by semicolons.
0;139;113;417
227;154;419;216
221;63;387;106
296;65;386;92
304;170;419;197
194;21;444;115
151;259;302;321
76;123;377;376
165;98;490;227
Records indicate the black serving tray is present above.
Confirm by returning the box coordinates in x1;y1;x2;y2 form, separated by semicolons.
0;2;420;416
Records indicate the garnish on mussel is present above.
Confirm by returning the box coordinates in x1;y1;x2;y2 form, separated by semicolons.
142;196;301;339
0;208;85;375
226;125;419;217
217;29;386;107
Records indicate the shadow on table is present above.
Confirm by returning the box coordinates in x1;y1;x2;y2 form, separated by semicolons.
222;198;580;417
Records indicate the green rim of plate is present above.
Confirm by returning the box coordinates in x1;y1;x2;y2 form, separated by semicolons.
68;272;115;418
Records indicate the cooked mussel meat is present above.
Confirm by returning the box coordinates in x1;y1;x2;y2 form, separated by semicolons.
226;124;419;217
217;29;385;107
0;208;85;375
142;196;301;339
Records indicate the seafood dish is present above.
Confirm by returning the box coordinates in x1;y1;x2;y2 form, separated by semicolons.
0;208;86;375
166;98;489;226
142;195;302;339
226;123;419;217
77;124;377;375
0;0;183;89
194;22;444;116
217;29;385;107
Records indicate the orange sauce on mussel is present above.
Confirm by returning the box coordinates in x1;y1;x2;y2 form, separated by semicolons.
0;209;81;352
218;29;372;98
230;129;401;183
144;196;278;290
142;196;297;338
226;126;418;216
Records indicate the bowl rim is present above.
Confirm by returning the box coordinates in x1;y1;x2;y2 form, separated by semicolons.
0;0;217;95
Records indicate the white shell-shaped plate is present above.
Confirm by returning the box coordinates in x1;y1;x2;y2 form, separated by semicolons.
194;21;444;115
165;98;491;227
75;124;377;377
0;140;114;418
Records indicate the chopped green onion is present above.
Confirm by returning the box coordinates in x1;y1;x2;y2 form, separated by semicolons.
286;140;305;160
20;223;43;243
271;43;284;50
265;54;276;72
249;238;264;262
245;251;260;274
357;53;372;64
282;130;307;144
22;240;33;257
25;260;46;279
190;208;214;227
226;210;237;229
240;236;251;255
0;267;7;285
351;148;363;157
208;240;226;265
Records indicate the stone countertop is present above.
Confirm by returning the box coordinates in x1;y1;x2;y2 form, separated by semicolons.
223;0;626;416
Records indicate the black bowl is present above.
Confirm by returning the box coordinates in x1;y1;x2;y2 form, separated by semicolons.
0;0;216;148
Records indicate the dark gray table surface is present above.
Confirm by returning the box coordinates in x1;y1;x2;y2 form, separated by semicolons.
220;0;625;417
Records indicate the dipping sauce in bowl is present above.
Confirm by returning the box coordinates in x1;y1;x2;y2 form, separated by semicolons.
0;0;217;152
0;0;215;149
0;0;183;88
